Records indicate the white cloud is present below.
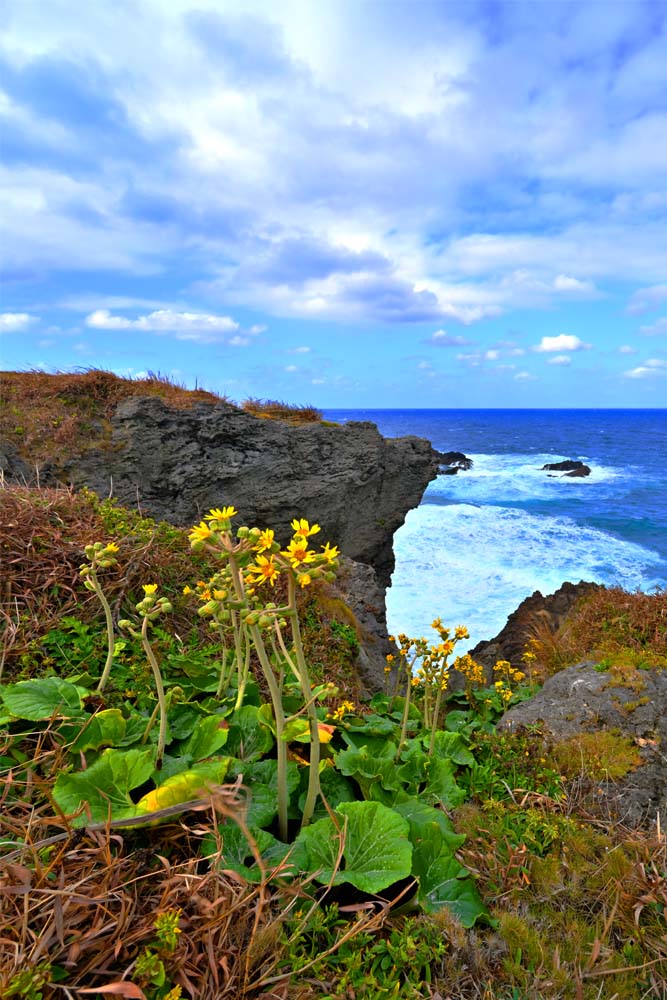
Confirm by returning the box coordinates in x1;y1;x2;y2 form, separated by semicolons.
623;359;667;379
640;317;667;336
514;371;538;381
553;274;595;293
547;354;571;366
618;345;638;354
427;329;473;347
284;364;298;372
534;334;591;353
85;308;247;344
290;345;312;353
0;312;35;331
484;349;499;361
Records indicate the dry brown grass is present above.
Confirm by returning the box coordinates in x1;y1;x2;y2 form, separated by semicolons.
0;778;311;999
0;484;219;678
242;398;323;425
0;369;227;466
525;586;667;678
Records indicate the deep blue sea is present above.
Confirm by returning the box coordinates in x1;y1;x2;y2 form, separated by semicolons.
323;409;667;650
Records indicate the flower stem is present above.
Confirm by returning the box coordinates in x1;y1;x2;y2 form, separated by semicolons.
92;572;115;694
288;576;320;829
141;616;168;769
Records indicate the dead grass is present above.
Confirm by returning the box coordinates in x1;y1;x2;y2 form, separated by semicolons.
526;586;667;678
0;484;219;678
0;369;227;466
242;398;323;425
0;782;309;999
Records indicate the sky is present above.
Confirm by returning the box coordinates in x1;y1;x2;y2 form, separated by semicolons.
1;0;667;408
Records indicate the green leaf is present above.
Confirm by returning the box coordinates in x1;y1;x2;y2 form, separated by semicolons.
407;813;488;927
422;756;467;810
428;730;475;767
414;848;488;926
334;747;402;802
1;677;83;720
52;748;155;824
167;704;202;740
344;713;399;737
179;714;229;761
295;800;412;894
64;708;127;753
392;797;466;853
202;824;294;882
226;705;274;761
245;783;279;828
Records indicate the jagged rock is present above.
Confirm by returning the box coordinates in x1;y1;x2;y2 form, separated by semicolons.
439;451;473;471
23;396;440;588
466;581;600;683
563;465;591;477
541;460;586;472
0;443;32;484
330;557;395;693
498;661;667;828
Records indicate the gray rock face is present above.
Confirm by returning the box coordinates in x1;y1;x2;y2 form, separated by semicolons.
499;661;667;828
331;557;395;694
45;397;441;587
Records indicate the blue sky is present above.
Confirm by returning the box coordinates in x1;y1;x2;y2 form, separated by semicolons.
1;0;667;407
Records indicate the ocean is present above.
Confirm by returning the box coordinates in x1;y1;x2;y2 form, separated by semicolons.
322;409;667;651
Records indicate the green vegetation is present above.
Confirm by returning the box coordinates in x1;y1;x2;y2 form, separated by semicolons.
1;485;666;998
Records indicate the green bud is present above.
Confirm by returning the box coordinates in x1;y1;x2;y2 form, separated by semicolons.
237;526;249;539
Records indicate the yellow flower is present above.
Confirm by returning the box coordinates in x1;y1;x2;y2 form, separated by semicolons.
385;653;395;663
212;588;226;600
298;572;312;588
290;518;321;539
248;554;280;586
255;528;275;552
189;521;213;544
282;537;316;570
182;585;192;595
454;625;469;641
205;506;237;521
320;542;340;564
104;542;120;553
143;583;158;595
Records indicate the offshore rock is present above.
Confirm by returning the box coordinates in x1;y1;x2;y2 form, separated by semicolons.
563;465;591;477
46;397;440;587
439;451;473;471
541;460;589;475
498;660;667;828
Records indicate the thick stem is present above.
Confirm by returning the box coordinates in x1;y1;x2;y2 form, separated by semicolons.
428;678;445;757
249;622;289;841
141;616;168;769
93;571;116;694
288;576;320;829
215;628;229;699
395;657;415;762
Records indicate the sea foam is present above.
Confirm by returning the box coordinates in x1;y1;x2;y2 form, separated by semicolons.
386;501;665;653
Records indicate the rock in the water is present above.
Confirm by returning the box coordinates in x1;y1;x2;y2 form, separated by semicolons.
439;451;473;471
498;661;667;828
563;465;591;477
541;460;586;472
20;396;440;588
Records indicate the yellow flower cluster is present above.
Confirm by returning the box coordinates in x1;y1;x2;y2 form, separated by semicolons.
454;653;485;687
493;659;526;684
329;700;356;722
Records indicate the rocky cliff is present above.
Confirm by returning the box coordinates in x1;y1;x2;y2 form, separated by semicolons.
40;396;440;588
